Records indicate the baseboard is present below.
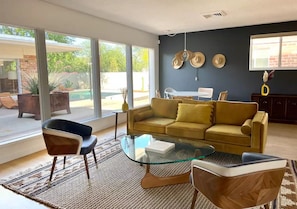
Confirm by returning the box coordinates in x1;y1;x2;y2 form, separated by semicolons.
0;134;45;164
0;114;127;164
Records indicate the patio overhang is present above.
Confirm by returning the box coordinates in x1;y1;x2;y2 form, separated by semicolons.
0;34;82;59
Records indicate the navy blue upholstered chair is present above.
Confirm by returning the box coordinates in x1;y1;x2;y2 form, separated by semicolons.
42;119;98;182
190;152;287;209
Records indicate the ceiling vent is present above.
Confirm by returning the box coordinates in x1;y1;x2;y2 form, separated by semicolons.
202;10;227;19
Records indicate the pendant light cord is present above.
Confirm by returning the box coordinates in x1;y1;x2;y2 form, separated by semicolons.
184;32;187;51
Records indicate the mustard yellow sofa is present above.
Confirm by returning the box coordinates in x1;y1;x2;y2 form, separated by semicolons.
127;98;268;155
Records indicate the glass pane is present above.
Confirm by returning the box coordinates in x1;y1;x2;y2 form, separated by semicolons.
281;35;297;68
0;25;41;142
45;32;94;121
99;41;127;116
251;37;280;69
132;46;150;107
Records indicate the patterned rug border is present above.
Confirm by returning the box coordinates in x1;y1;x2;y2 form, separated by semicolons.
1;135;297;209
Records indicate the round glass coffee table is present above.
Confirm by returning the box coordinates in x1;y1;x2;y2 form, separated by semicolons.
121;134;215;188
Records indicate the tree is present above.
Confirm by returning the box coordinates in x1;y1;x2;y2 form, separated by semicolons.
133;46;149;72
0;26;86;73
0;26;34;37
99;42;126;72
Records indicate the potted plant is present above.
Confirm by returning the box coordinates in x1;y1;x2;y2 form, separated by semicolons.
24;76;57;94
17;75;71;120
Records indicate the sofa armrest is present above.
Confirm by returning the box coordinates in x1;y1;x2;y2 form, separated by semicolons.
127;105;152;135
251;111;269;152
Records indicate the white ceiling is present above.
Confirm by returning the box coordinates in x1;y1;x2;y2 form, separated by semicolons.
42;0;297;35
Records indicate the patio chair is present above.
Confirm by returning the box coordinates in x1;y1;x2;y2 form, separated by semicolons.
0;92;18;109
164;87;176;99
197;88;213;100
42;119;98;182
190;152;287;209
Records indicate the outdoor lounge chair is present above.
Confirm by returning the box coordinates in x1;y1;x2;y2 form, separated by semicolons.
0;92;18;109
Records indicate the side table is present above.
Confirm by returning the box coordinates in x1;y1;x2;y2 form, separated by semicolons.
113;110;127;140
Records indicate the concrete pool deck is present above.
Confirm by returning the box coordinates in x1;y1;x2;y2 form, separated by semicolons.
0;93;149;143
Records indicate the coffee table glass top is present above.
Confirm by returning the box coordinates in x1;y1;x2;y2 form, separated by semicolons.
121;134;215;164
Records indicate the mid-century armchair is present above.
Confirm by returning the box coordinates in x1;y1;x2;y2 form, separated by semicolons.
190;152;287;209
42;119;98;182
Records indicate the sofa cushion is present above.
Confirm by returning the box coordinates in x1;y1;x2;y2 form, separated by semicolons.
166;122;211;140
215;101;258;125
134;109;154;122
205;124;251;147
151;98;180;119
181;99;215;106
134;117;175;134
241;119;252;135
176;103;213;124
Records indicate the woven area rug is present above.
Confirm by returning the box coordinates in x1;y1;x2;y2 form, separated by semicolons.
1;136;297;209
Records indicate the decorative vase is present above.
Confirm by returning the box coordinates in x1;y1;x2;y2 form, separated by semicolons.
261;83;270;96
122;100;129;112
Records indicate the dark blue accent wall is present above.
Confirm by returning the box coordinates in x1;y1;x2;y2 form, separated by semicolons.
159;21;297;101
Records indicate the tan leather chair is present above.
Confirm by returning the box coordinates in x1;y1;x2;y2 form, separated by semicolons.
42;119;98;182
218;90;228;100
155;89;161;98
190;152;287;209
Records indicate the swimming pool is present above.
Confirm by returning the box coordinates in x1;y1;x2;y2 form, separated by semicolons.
69;90;120;101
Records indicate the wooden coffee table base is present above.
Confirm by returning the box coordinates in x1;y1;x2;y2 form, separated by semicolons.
141;164;190;189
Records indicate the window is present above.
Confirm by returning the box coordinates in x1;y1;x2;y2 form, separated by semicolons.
132;46;150;107
249;32;297;71
0;24;156;143
0;25;41;142
99;40;127;117
45;32;95;121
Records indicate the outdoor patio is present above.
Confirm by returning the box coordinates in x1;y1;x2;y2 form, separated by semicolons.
0;93;149;144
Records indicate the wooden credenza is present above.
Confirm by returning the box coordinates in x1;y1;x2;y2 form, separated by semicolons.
251;93;297;123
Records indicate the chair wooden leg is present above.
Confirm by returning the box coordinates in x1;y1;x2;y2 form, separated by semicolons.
190;189;198;209
49;157;57;182
83;154;90;179
92;149;98;165
63;156;66;169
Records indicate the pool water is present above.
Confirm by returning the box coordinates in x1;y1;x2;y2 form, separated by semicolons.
69;90;119;101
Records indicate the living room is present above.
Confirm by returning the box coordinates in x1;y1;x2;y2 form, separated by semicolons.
1;0;297;208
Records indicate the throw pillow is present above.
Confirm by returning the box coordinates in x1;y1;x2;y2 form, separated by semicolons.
176;103;213;124
151;98;180;119
241;119;252;135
